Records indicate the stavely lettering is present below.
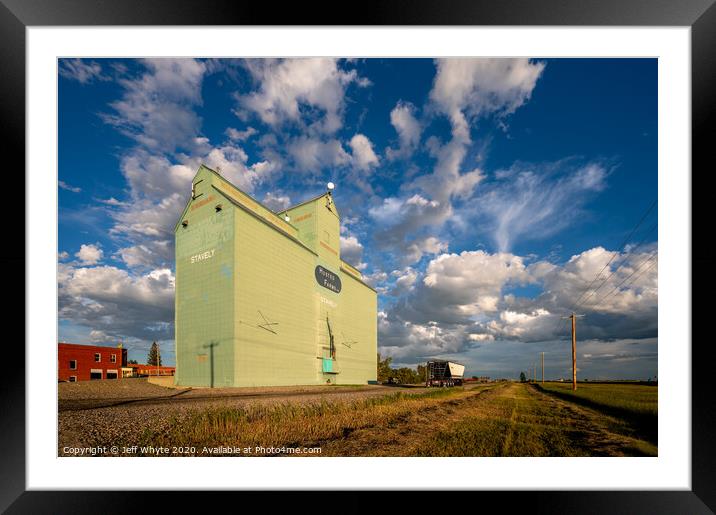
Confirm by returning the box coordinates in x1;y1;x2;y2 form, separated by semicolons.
190;249;215;264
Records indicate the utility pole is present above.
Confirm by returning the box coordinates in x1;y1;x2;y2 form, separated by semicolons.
541;352;544;384
571;315;576;390
562;313;584;391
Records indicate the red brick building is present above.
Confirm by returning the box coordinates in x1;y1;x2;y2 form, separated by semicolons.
58;343;128;382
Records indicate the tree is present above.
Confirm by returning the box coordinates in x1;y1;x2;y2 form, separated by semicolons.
377;353;393;382
394;367;415;384
417;364;427;383
147;341;162;366
128;359;138;365
377;354;427;384
520;371;527;383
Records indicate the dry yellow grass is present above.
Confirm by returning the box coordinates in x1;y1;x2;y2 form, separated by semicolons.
140;386;492;454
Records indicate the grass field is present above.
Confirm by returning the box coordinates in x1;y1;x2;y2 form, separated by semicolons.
129;382;656;457
535;382;657;444
537;382;658;417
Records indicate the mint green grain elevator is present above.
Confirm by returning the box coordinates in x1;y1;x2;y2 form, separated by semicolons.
174;165;377;387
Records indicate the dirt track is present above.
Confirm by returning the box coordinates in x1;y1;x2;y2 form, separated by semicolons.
316;383;499;456
314;383;655;457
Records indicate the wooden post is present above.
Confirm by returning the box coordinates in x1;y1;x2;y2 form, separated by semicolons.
541;352;544;384
571;314;577;391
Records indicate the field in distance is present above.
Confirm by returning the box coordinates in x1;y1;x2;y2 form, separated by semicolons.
58;379;656;457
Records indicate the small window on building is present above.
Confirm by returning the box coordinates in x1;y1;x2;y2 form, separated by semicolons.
215;204;223;212
69;360;77;370
110;354;116;363
182;220;188;228
94;353;101;362
69;376;77;382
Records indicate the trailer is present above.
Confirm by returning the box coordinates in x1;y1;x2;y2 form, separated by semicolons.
425;360;465;387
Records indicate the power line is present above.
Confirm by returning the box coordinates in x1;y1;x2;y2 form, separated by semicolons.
590;252;657;306
566;199;657;314
574;223;657;310
588;253;658;308
550;313;572;340
550;199;657;338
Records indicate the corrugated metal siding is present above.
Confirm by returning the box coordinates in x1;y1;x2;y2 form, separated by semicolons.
233;202;317;386
175;168;235;387
175;167;377;387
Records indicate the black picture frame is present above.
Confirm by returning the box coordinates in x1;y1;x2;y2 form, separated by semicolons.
3;0;713;512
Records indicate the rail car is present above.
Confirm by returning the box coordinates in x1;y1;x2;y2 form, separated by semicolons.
425;360;465;387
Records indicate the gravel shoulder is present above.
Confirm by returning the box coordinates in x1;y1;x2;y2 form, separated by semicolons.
59;378;420;411
59;377;180;401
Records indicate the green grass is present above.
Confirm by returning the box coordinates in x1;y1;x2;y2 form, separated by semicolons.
537;382;657;417
417;385;581;456
536;382;657;444
418;383;657;457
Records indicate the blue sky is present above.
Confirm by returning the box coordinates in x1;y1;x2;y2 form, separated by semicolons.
58;58;657;379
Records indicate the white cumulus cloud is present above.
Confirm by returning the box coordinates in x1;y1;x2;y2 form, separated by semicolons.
286;137;351;171
104;58;207;153
59;264;175;342
349;134;380;171
75;244;104;265
236;58;367;134
386;101;421;160
340;235;364;267
430;58;545;139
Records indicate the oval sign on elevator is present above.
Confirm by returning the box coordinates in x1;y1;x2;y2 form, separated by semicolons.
315;265;342;293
